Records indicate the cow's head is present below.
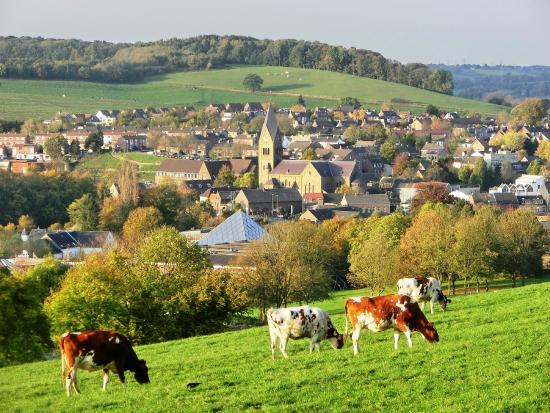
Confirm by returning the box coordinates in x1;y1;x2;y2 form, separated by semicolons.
437;291;451;310
421;322;439;343
327;328;345;349
134;359;150;384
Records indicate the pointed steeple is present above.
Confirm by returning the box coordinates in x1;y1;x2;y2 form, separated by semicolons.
258;104;282;187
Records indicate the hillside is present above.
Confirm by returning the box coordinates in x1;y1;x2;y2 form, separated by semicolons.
76;152;162;181
1;282;548;412
0;65;504;120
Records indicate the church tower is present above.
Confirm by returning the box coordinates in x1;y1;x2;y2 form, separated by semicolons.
258;104;282;187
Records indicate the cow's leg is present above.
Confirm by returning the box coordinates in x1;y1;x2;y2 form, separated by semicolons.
420;302;426;311
102;369;109;391
405;328;413;348
115;360;127;388
65;370;73;397
393;331;400;350
352;327;361;356
315;342;321;353
430;299;435;314
279;337;289;359
309;336;319;353
71;367;81;395
270;333;278;360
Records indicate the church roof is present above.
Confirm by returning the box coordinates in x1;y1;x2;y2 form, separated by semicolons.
263;104;279;140
197;211;266;246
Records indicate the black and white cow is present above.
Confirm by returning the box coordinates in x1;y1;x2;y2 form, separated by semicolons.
397;277;451;314
266;306;344;359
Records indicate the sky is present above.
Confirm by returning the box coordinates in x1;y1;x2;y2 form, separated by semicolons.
1;0;549;66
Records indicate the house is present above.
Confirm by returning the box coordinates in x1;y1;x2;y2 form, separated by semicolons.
299;207;360;223
12;144;45;160
234;188;303;215
113;134;147;151
410;117;432;131
95;110;118;126
243;102;265;117
222;103;245;122
155;159;256;186
42;231;115;259
483;151;518;169
201;187;241;215
341;193;391;214
490;174;550;205
421;143;449;161
470;192;519;211
0;132;30;148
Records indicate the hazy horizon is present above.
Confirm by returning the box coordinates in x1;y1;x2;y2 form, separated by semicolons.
2;0;549;66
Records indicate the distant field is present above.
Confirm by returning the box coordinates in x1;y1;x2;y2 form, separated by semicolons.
1;282;548;412
77;152;161;181
0;66;505;120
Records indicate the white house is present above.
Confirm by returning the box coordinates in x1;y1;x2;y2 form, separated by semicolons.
491;174;550;205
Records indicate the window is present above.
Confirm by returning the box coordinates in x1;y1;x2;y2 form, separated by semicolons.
263;148;270;156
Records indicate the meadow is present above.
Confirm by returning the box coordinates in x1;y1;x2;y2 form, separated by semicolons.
0;66;505;121
0;282;548;412
76;152;162;181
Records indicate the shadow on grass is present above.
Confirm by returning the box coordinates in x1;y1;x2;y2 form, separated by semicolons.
265;83;312;92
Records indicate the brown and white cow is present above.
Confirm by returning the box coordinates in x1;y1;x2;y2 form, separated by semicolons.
397;276;451;314
59;331;149;396
344;294;439;355
267;306;345;359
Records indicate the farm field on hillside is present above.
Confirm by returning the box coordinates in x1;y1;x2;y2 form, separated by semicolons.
0;66;504;120
1;282;548;412
77;152;162;181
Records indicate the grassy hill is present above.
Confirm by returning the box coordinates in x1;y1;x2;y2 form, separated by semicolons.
1;282;548;412
0;66;505;121
76;152;162;181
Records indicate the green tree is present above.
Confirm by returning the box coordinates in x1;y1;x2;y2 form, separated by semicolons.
85;130;103;153
67;193;98;230
511;98;545;124
245;116;265;134
234;172;258;188
141;183;186;226
535;141;550;162
469;158;488;190
380;139;397;161
458;165;472;184
43;135;68;161
426;104;441;117
500;160;517;183
98;197;132;232
297;94;306;106
343;125;366;145
69;140;80;157
0;270;51;366
338;97;361;109
120;207;164;254
242;73;263;92
501;132;526;152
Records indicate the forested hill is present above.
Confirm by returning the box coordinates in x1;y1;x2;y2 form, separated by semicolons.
0;35;454;94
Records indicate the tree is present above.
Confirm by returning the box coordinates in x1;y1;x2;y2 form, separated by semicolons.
43;135;68;161
234;221;332;319
117;160;139;205
214;164;236;187
452;207;499;293
0;270;51;366
500;160;517;183
85;130;103;153
392;153;408;177
120;207;164;253
301;148;318;160
380;140;397;161
338;97;361;109
297;94;305;106
67;193;98;230
496;209;547;287
242;73;263;92
410;182;451;213
348;212;410;295
18;215;34;232
277;115;294;135
511;98;545;125
343;125;366;145
535;141;550;162
245;116;265;134
458;165;472;184
335;184;356;195
526;159;542;175
365;124;388;144
140;183;186;226
234;172;258;189
469;158;488;190
501;132;526;152
426;104;440;117
69;140;80;157
98;197;132;232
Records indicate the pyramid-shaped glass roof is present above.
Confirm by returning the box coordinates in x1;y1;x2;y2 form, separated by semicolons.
197;210;266;246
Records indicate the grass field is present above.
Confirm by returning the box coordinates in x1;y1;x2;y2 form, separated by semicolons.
76;152;162;181
1;282;548;412
0;66;505;121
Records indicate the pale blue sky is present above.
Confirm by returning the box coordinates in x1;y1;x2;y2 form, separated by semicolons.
1;0;549;65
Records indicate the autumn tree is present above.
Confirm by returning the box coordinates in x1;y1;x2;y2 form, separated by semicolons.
526;159;542;175
343;125;366;145
121;207;164;252
234;172;257;188
214;164;236;187
451;207;499;293
98;197;132;232
501;131;526;152
301;148;318;160
17;215;34;231
117;160;139;205
535;141;550;162
393;153;408;176
233;221;332;319
410;182;451;213
348;212;410;294
511;98;545;125
43;135;68;161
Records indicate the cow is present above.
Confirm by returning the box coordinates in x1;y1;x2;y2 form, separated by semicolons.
266;306;345;359
344;294;439;355
396;276;451;314
59;330;150;396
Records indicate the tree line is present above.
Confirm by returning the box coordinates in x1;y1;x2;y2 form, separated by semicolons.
0;35;454;93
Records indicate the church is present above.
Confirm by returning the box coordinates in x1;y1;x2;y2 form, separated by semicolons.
258;105;360;195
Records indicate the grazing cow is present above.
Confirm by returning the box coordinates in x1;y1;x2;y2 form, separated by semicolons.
59;330;149;396
344;294;439;355
397;277;451;314
267;306;345;359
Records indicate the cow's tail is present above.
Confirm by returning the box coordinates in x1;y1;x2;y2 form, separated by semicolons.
343;300;350;342
266;308;275;327
59;335;67;384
